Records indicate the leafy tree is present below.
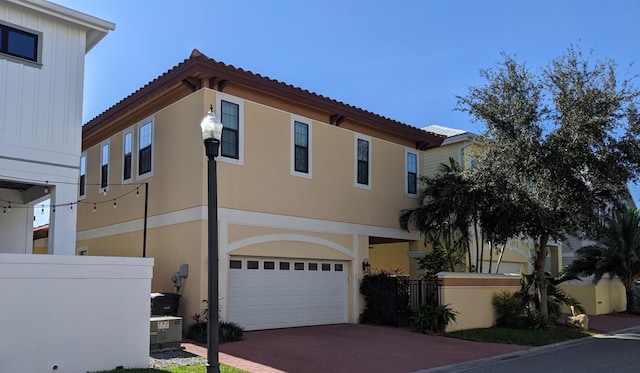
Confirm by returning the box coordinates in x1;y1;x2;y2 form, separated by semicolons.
457;46;640;318
567;208;640;313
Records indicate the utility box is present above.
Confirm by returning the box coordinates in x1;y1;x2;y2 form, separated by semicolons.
150;292;181;316
150;316;182;350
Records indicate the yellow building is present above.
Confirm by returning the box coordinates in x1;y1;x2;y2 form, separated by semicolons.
76;49;443;330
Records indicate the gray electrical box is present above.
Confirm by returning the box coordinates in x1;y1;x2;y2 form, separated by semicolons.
150;316;182;350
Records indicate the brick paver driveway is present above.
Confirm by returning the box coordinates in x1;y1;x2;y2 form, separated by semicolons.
217;324;529;373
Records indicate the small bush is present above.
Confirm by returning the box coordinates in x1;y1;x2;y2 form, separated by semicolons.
186;300;244;343
219;321;244;343
411;303;457;335
359;273;398;325
492;291;526;328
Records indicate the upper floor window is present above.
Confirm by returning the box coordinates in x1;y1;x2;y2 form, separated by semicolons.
138;121;153;177
355;135;372;189
0;22;41;64
406;151;418;196
221;100;239;159
100;143;109;190
123;130;133;182
291;117;312;178
79;154;87;198
216;93;244;165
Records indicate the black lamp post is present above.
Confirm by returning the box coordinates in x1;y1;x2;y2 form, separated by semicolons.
200;105;224;373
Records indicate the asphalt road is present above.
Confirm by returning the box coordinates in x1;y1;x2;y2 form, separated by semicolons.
419;327;640;373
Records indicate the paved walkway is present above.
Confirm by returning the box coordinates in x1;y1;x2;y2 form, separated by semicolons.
182;313;640;373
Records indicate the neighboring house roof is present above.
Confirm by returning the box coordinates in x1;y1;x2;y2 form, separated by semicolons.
421;124;476;146
9;0;115;52
83;49;445;150
33;224;49;240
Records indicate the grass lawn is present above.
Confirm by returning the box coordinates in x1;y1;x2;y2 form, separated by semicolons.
93;364;248;373
447;326;591;346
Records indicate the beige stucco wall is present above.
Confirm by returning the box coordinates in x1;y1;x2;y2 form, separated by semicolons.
438;272;521;332
369;242;411;275
559;277;626;315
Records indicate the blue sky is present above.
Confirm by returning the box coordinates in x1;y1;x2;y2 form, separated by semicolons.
47;0;640;208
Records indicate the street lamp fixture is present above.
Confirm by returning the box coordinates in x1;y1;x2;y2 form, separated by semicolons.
200;104;224;373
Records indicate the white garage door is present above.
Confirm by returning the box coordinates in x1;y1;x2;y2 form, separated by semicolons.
228;257;348;331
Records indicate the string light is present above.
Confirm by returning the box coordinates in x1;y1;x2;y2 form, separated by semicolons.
93;203;96;212
41;205;44;215
136;187;140;197
113;199;117;208
44;181;49;194
7;202;11;212
3;206;5;215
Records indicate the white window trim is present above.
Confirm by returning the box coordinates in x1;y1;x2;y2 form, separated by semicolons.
79;152;87;200
354;134;372;190
405;148;419;198
290;115;312;179
137;118;154;181
216;92;244;166
99;140;110;194
122;127;134;184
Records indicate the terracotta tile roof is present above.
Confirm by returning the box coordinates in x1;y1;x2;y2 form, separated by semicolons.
83;49;445;150
33;224;49;240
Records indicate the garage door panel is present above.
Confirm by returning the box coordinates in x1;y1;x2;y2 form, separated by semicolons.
228;257;348;331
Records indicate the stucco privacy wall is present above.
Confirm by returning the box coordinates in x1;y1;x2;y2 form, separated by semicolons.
438;272;520;332
559;277;626;315
0;253;153;373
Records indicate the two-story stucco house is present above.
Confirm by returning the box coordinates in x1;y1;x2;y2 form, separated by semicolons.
76;49;444;330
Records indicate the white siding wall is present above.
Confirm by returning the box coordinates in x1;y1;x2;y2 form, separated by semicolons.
0;1;86;168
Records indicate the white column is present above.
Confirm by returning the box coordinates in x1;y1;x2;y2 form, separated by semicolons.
48;183;78;255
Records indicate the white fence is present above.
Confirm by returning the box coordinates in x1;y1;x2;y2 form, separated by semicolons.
0;253;154;373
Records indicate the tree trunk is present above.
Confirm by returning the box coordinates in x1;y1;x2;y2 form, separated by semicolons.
488;240;493;273
473;223;480;272
625;287;635;314
479;231;485;273
495;244;506;273
534;233;550;318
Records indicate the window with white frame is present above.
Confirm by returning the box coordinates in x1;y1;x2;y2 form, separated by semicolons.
216;93;244;165
79;154;87;198
220;100;239;159
0;21;42;65
406;150;418;196
123;130;133;182
138;121;153;177
291;117;312;178
100;142;109;191
354;135;372;189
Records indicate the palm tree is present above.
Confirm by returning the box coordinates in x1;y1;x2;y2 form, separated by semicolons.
567;208;640;313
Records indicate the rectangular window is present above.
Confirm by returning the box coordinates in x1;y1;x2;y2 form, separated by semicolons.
279;262;290;270
294;121;309;173
79;154;86;198
247;260;259;270
100;143;109;190
308;263;318;271
138;121;152;176
335;264;344;271
294;262;305;271
321;263;331;271
264;261;275;270
229;260;242;269
0;22;40;63
221;100;239;159
407;152;418;195
123;131;133;181
355;136;371;188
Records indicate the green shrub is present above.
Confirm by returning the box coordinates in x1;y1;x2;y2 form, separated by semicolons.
186;300;244;343
411;303;457;334
492;291;526;328
219;321;244;343
359;273;398;325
